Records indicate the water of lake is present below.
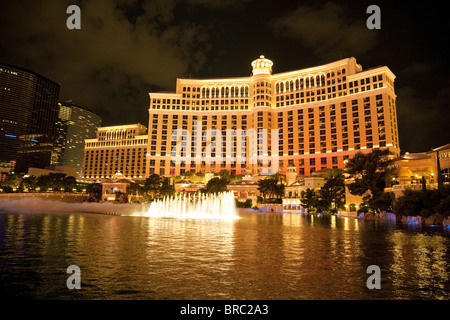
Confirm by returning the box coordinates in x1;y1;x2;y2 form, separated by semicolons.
0;210;449;300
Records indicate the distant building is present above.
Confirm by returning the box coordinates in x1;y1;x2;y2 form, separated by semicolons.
0;62;60;173
82;123;148;181
54;101;102;178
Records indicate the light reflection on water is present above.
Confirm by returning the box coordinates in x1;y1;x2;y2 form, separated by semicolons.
0;210;449;300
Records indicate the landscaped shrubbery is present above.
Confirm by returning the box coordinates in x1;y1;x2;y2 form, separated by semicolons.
235;199;253;208
393;185;450;218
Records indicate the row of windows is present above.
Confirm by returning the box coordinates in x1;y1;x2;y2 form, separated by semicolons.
275;75;327;93
98;129;138;141
179;68;348;96
181;85;250;99
85;139;148;148
151;104;250;111
145;155;343;168
152;79;387;110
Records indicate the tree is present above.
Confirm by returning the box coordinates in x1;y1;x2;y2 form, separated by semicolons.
257;177;284;200
300;188;318;212
159;177;175;197
115;190;127;203
345;148;394;212
21;175;37;191
274;183;285;199
183;170;194;177
144;174;163;198
36;173;68;191
371;191;395;213
127;182;144;197
1;173;22;189
86;183;102;202
319;169;346;213
63;175;77;192
195;170;205;177
218;169;231;183
202;177;229;194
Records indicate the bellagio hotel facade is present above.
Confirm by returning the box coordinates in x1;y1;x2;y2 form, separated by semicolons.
83;56;400;180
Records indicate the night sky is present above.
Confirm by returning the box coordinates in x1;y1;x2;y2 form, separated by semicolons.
0;0;448;153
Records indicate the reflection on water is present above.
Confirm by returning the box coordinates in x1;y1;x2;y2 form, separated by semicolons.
0;211;449;300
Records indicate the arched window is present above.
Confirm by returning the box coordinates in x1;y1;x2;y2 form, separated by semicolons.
295;79;299;90
276;82;280;94
299;79;304;89
320;74;325;86
288;80;294;91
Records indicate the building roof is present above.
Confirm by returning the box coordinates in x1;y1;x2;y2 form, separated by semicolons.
175;180;191;184
228;180;259;186
287;181;303;187
0;61;60;86
393;142;450;161
429;143;450;153
395;152;431;161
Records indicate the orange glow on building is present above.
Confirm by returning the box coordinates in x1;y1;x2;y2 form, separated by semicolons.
83;123;147;180
146;56;400;178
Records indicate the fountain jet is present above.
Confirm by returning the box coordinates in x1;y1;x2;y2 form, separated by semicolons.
139;191;239;220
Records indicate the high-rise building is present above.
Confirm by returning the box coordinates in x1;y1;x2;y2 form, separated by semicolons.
0;62;60;172
146;56;400;177
82;124;148;180
54;101;102;178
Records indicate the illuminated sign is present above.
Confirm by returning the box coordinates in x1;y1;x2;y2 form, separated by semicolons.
439;151;450;160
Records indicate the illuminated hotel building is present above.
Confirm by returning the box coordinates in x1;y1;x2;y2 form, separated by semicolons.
147;56;400;177
83;123;147;180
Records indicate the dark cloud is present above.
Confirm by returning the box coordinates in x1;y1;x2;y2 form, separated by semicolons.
271;2;378;60
0;0;211;125
398;62;434;79
396;83;450;153
0;0;448;152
